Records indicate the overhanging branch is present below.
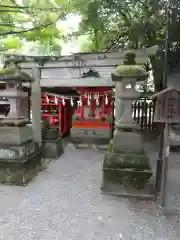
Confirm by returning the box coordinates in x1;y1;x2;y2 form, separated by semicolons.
0;4;30;9
0;9;22;12
105;31;129;51
0;22;54;36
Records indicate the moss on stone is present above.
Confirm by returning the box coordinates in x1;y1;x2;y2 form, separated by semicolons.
108;142;113;153
103;150;151;169
102;151;153;189
115;51;147;77
116;65;146;76
0;68;16;76
0;68;33;82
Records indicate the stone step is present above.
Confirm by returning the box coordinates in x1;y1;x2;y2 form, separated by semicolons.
67;143;108;150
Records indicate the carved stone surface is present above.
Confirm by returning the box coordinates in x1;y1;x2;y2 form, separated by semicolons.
82;69;100;78
0;148;18;159
0;137;42;185
0;140;38;163
0;152;44;186
70;128;111;145
41;137;64;159
103;151;151;170
101;150;153;197
0;125;33;144
70;128;111;139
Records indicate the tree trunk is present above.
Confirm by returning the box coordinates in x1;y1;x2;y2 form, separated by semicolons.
149;55;164;92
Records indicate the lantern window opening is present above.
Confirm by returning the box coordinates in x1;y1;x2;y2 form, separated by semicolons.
125;83;132;89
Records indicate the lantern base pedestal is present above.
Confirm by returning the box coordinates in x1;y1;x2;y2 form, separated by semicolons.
0;125;33;144
112;130;143;153
101;150;153;199
0;140;42;186
41;137;64;159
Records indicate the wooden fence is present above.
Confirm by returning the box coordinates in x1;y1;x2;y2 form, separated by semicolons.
132;98;159;133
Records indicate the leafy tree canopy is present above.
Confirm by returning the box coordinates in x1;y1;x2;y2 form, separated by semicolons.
68;0;180;52
0;0;67;55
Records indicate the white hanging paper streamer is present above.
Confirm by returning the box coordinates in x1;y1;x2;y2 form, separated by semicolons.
71;97;73;106
79;96;83;106
87;94;90;106
62;96;65;106
96;93;99;105
77;100;80;106
105;94;108;105
55;96;58;105
46;94;49;104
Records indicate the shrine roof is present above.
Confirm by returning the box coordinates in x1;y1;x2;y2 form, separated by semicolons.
152;87;180;98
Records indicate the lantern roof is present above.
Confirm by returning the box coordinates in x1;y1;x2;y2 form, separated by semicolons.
112;52;149;82
0;56;34;82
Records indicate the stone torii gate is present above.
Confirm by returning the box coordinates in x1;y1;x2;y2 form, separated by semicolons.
5;46;157;146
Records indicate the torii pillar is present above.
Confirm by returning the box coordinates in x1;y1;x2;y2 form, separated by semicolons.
31;67;42;147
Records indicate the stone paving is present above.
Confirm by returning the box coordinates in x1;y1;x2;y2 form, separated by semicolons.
0;144;180;239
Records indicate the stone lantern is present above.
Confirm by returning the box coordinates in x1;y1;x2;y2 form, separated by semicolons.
0;56;31;124
101;52;153;197
0;56;41;185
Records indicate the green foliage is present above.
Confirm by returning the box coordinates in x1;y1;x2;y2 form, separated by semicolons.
0;0;65;55
1;37;22;50
69;0;180;52
107;142;113;153
0;68;16;75
69;0;111;51
116;65;146;76
67;0;180;91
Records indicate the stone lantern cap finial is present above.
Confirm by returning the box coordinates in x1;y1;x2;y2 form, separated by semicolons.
0;55;34;82
123;51;136;65
112;51;149;81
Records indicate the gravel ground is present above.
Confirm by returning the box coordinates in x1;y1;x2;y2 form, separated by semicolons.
0;144;179;240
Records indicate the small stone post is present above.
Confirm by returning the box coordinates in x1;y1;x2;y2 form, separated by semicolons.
101;52;153;197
